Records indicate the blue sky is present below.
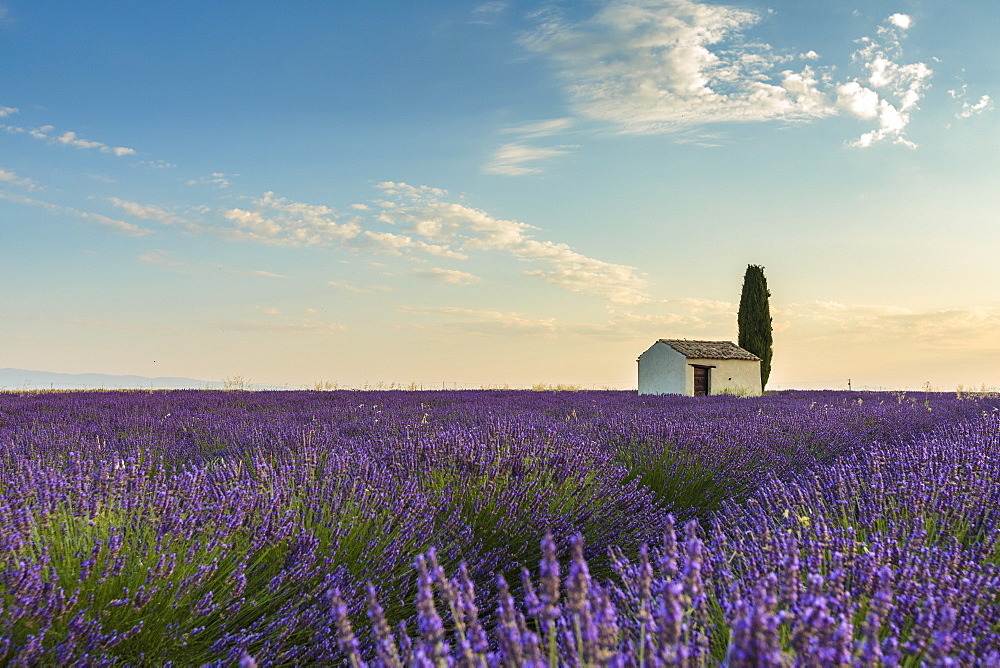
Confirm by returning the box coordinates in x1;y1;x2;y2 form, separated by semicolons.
1;0;997;390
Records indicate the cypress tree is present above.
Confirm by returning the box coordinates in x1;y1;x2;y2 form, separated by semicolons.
737;264;773;390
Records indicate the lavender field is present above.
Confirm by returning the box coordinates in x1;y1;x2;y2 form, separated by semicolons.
2;389;1000;666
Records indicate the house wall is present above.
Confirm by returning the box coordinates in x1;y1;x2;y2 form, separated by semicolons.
637;342;687;395
685;358;762;396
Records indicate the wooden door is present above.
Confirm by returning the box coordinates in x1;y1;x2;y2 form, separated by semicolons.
693;366;709;396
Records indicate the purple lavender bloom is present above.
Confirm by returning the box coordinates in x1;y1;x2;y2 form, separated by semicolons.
2;388;1000;663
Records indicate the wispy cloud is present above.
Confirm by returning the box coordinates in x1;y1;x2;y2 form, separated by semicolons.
392;297;1000;354
482;142;572;175
79;212;152;237
186;172;233;188
0;191;152;237
0;106;17;118
225;268;287;278
500;117;575;138
373;182;649;304
216;181;648;304
159;179;644;304
416;268;482;285
775;301;1000;351
109;197;181;224
3;122;136;156
485;118;576;175
328;281;394;294
139;249;287;277
227;307;347;334
470;1;509;25
394;303;715;340
140;160;176;169
397;306;561;336
138;249;188;271
0;167;39;191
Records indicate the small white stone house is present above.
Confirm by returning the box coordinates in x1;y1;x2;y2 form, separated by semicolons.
637;339;762;396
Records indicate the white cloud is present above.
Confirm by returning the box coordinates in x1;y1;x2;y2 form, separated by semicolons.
218;183;635;310
518;2;932;149
9;122;136;156
27;125;52;140
80;212;151;237
105;146;137;157
863;55;931;108
221;191;362;246
109;197;180;224
835;81;879;119
417;268;482;285
849;100;913;148
948;84;994;120
957;94;994;119
376;182;447;199
373;182;649;304
887;13;912;30
482;143;572;175
360;230;467;259
60;132;104;149
520;0;839;134
778;67;829;113
0;106;17;117
842;19;932;148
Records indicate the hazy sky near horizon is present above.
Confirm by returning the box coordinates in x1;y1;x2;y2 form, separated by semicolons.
1;0;998;390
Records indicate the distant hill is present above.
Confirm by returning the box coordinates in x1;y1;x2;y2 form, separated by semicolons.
0;368;226;391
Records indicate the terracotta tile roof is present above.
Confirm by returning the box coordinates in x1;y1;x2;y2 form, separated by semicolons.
658;339;761;361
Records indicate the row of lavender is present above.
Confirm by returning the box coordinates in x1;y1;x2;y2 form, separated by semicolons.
0;389;998;664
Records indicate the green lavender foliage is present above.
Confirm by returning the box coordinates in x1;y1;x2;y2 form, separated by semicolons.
737;264;773;389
